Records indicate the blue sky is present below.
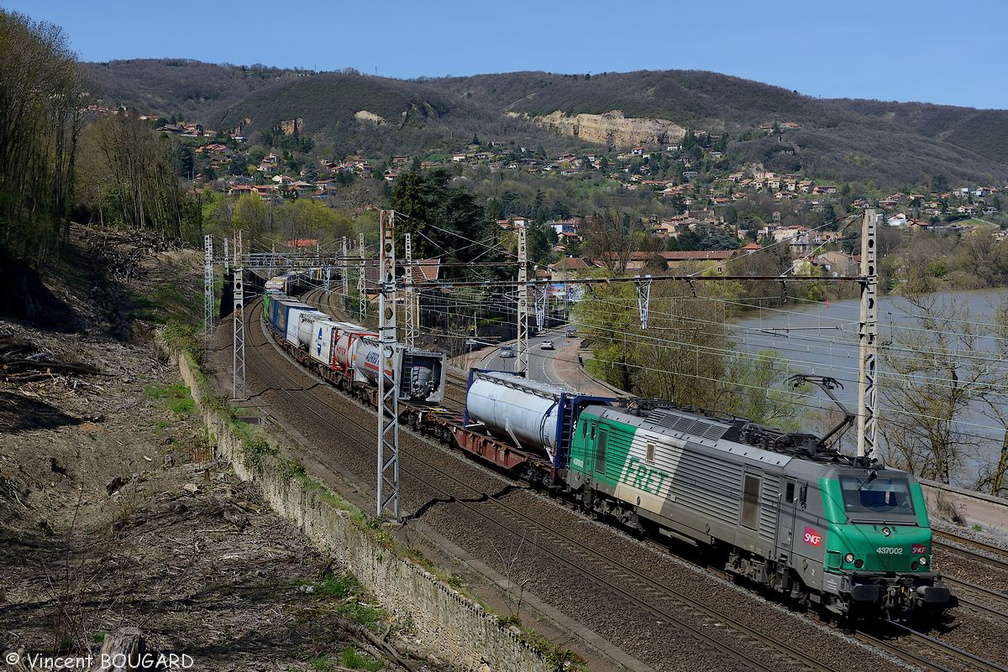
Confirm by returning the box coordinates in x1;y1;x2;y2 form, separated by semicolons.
6;0;1007;109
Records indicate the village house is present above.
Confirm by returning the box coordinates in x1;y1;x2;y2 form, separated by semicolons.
791;254;827;276
548;218;580;236
817;251;858;277
548;256;595;282
227;184;254;196
886;213;908;227
620;250;738;275
769;225;807;243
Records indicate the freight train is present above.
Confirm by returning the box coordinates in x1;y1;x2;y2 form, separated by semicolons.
461;370;951;619
264;271;307;295
261;291;445;404
259;291;950;620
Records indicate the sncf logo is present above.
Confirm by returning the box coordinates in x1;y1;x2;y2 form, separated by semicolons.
911;544;927;555
803;526;822;547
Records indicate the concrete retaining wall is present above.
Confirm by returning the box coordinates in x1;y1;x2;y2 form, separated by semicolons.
921;480;1008;539
174;352;554;672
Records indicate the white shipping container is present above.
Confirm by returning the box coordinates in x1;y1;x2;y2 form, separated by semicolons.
307;318;341;367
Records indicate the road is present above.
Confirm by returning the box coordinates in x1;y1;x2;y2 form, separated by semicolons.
457;332;623;397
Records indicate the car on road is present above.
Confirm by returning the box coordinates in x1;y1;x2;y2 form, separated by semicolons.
565;327;577;338
499;345;515;358
540;340;554;350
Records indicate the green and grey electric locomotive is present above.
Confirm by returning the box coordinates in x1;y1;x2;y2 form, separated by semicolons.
566;402;950;617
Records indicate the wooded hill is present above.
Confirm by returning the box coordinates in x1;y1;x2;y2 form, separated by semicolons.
83;60;1008;189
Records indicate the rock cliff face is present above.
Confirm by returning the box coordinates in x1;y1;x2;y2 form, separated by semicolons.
274;117;304;136
354;110;386;126
530;110;687;147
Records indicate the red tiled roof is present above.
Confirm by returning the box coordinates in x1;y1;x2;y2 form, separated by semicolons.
551;257;592;271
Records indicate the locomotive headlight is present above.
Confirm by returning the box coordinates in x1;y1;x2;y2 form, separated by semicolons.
919;556;927;566
844;553;855;564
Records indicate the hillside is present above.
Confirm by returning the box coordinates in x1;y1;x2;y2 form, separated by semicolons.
84;59;312;121
82;60;1008;188
0;227;451;670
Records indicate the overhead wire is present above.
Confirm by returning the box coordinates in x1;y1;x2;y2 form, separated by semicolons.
251;207;1008;460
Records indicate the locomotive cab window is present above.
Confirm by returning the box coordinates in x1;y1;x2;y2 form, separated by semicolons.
645;441;655;464
839;475;915;517
785;481;795;504
741;474;760;529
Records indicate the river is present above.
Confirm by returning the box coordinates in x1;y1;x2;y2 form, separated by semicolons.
732;289;1008;485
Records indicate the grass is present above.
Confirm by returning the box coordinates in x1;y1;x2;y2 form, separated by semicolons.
239;432;279;472
308;649;381;672
276;455;307;481
162;320;204;362
338;647;382;671
145;383;196;415
314;572;359;599
302;571;387;630
335;600;384;629
128;277;202;327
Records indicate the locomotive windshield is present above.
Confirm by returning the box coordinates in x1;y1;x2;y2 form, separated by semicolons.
839;474;916;518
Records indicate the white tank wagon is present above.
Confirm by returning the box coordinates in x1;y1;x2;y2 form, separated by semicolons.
288;307;329;349
465;370;570;457
463;370;619;467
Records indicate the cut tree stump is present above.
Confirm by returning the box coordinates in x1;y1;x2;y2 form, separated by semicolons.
89;627;153;671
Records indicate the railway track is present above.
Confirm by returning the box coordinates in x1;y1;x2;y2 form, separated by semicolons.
239;295;862;671
402;441;842;672
857;621;1008;672
943;575;1008;621
935;529;1008;570
933;528;1008;622
236;290;1008;671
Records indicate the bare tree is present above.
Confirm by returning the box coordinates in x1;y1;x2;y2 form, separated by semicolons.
880;293;1006;484
633;281;729;408
580;210;635;275
0;10;84;260
86;114;194;240
976;300;1008;495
